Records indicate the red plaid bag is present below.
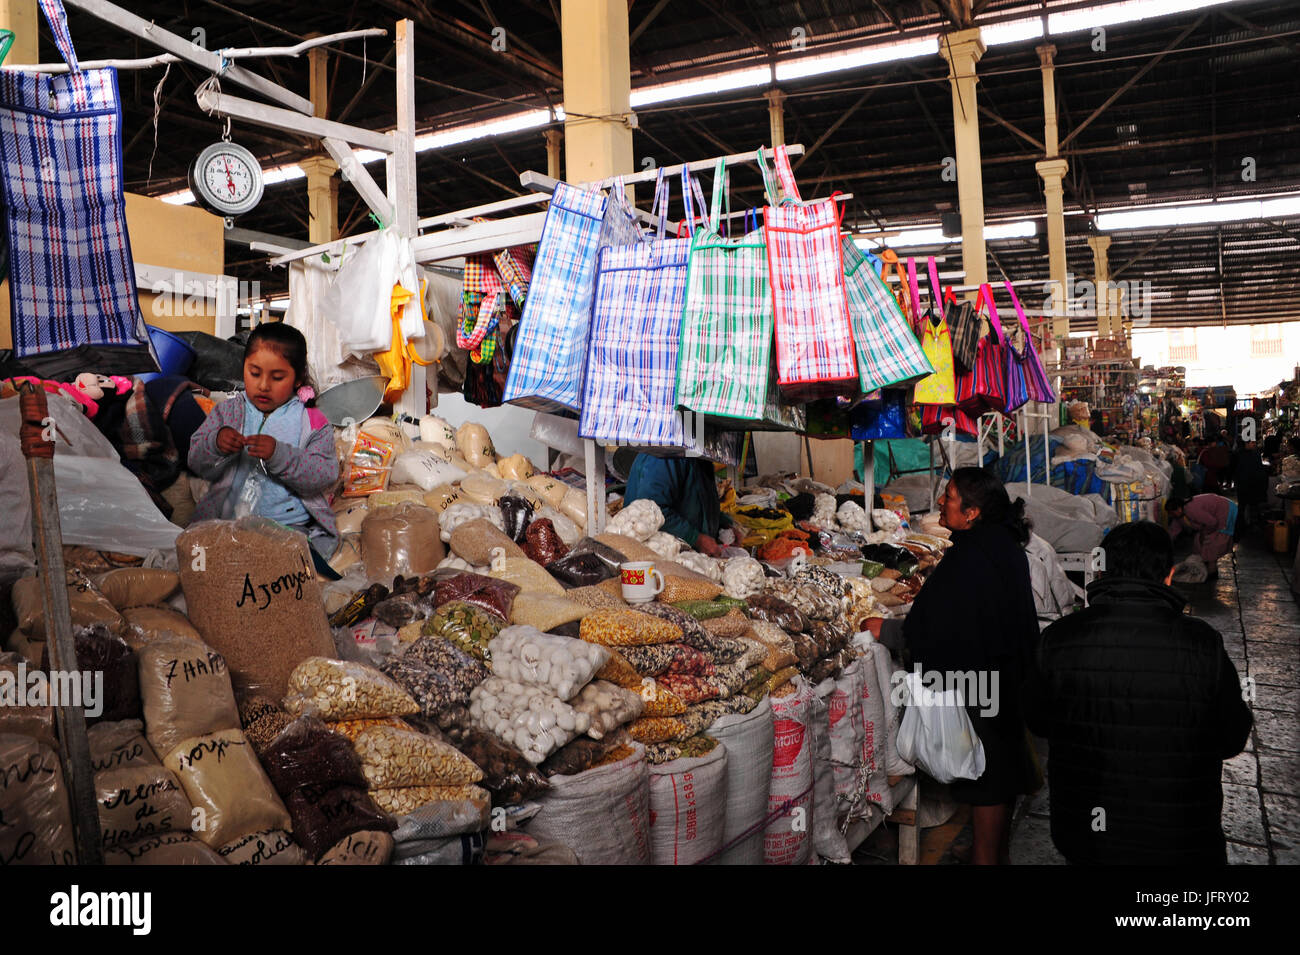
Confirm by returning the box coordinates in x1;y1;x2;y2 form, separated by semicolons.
954;284;1009;415
762;145;857;402
919;403;979;437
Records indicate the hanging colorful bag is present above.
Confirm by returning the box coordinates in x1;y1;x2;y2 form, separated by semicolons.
850;389;910;440
579;167;705;447
0;0;153;372
762;145;858;402
943;259;982;374
909;259;957;406
993;288;1031;414
1005;281;1057;403
676;157;802;431
503;179;641;413
842;238;934;393
954;284;1009;416
920;404;979;437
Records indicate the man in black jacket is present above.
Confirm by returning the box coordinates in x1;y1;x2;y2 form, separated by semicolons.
1022;521;1253;864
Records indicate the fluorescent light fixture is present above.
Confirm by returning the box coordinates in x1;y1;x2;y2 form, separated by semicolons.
415;108;556;151
857;219;1036;248
1049;0;1246;36
774;37;935;82
982;17;1045;47
631;68;770;107
1096;195;1300;230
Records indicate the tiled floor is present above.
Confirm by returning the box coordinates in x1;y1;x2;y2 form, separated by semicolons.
1011;531;1300;865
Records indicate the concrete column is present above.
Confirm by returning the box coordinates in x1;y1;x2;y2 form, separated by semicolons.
1088;235;1113;340
300;156;339;243
545;129;563;181
1035;44;1070;355
938;29;988;294
766;89;787;147
561;0;633;184
305;42;339;243
1;0;38;63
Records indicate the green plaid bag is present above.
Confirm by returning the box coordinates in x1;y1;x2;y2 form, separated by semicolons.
676;156;803;431
842;238;934;393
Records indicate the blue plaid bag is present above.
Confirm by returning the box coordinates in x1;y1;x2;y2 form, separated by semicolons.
579;166;706;447
503;178;640;414
0;0;152;369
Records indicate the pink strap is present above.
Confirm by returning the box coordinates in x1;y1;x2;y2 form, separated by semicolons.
907;257;921;329
773;144;802;204
927;257;945;322
1004;280;1035;343
977;283;1007;346
307;408;329;431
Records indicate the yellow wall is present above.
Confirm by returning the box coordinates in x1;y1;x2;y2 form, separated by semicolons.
0;193;225;349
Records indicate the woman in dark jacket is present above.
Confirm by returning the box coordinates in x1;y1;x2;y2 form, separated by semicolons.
870;468;1041;864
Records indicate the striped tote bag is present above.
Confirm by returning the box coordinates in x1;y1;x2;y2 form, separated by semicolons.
579;167;706;447
1005;281;1057;403
676;157;803;431
503;178;641;414
841;238;933;393
763;145;858;402
0;0;152;370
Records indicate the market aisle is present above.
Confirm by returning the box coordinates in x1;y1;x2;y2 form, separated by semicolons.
1009;534;1300;865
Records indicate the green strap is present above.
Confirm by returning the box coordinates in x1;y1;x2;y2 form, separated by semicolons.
757;146;781;207
0;31;13;67
708;157;727;232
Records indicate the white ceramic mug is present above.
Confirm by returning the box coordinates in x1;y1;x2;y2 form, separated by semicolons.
620;561;664;603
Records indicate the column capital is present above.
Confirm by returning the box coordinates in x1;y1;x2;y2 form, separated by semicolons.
1036;157;1069;181
765;88;787;106
1087;234;1112;255
299;155;339;179
938;28;986;70
1036;43;1058;67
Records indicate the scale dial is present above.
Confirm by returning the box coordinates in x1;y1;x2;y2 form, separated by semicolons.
189;141;264;217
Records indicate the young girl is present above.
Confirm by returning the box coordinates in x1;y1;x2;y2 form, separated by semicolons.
189;323;340;558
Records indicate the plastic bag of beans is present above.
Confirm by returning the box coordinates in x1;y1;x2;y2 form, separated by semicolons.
284;658;420;722
579;609;681;647
285;783;396;861
658;575;723;603
701;609;751;639
490;557;565;597
261;717;368;794
433;572;520;622
430;724;550;804
524;519;568;566
422;601;503;662
546;551;617;589
352;724;483;789
138;636;240;757
450;518;527;566
669;600;732;620
382;646;488;720
744;593;808;634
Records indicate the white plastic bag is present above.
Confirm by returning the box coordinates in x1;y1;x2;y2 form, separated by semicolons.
319;230;403;357
895;671;986;784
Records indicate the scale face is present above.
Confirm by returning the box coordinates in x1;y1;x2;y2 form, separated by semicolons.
190;141;265;217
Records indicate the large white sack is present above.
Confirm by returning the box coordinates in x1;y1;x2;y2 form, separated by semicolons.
811;679;850;863
648;744;728;866
526;743;651;865
764;678;815;866
829;661;867;821
709;697;773;865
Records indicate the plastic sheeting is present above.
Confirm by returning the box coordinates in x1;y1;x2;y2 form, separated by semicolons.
1004;482;1119;555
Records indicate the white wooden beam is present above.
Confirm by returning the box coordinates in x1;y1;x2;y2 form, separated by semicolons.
412;212;548;264
62;0;314;115
389;19;424;416
418;193;550;229
520;143;806;192
322;137;395;227
196;88;393;154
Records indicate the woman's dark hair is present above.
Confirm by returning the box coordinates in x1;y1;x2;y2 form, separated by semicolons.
243;322;316;405
1097;521;1174;582
1165;496;1186;513
948;466;1031;546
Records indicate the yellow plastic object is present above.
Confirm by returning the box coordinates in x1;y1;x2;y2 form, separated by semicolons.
374;280;434;403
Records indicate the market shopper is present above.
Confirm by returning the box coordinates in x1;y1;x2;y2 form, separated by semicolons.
623;454;729;556
868;468;1040;865
1231;438;1269;533
1198;435;1230;493
189;323;340;559
1165;493;1236;578
1023;521;1252;865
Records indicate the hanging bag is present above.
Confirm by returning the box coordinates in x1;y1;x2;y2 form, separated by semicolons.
763;145;858;402
503;177;641;413
994;287;1031;414
920;403;979;437
850;389;910;440
578;167;705;447
0;0;154;371
1006;281;1058;403
877;248;914;328
909;259;957;406
675;156;802;431
954;284;1008;416
842;238;934;394
943;258;982;374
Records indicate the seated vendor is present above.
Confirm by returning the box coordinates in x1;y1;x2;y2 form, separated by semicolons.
623;453;729;556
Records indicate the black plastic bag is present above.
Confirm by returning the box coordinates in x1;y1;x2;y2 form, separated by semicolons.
545;551;616;589
498;495;535;544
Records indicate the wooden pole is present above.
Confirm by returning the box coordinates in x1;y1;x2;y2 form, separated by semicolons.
18;384;103;864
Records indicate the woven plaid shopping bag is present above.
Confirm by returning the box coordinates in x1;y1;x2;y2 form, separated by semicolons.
842;237;934;393
0;0;152;369
503;178;641;413
1005;281;1057;403
579;167;707;447
675;157;803;431
909;260;957;406
763;145;857;402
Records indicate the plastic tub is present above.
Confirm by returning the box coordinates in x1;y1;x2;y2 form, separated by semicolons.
146;325;197;376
